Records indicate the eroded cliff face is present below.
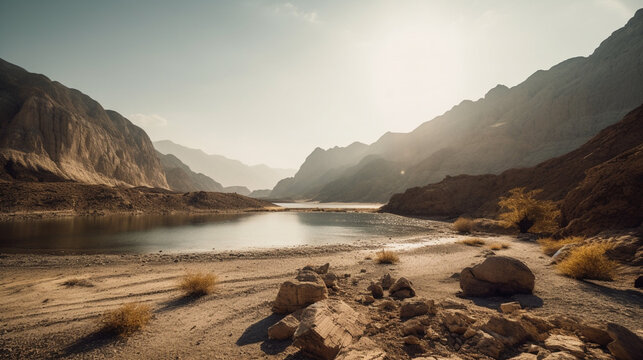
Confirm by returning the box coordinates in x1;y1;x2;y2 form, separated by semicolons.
0;59;168;188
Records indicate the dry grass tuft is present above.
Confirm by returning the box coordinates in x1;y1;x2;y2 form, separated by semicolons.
458;238;486;247
557;243;617;280
62;278;94;287
100;303;151;337
537;236;584;256
179;272;217;297
453;217;474;233
374;250;400;264
498;187;560;233
488;242;509;250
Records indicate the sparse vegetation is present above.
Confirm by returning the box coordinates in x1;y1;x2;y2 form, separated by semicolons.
537;236;584;256
62;278;94;287
458;238;486;247
498;187;560;233
374;250;400;264
100;303;152;337
179;272;217;297
453;217;474;233
557;243;617;280
488;242;509;250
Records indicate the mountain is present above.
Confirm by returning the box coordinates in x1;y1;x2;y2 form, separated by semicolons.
154;140;295;190
0;58;168;188
157;151;224;193
383;103;643;236
271;9;643;203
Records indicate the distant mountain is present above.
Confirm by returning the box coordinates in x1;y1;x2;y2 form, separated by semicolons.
154;140;295;190
248;189;272;199
221;185;251;196
271;9;643;203
0;58;168;188
383;103;643;236
157;151;224;192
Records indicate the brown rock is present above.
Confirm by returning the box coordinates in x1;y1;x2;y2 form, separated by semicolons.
303;263;330;275
544;334;585;358
460;256;535;297
400;298;434;318
401;319;426;337
380;273;395;290
606;323;643;360
367;282;384;298
472;331;505;358
403;335;423;346
389;277;416;299
272;272;328;314
267;314;300;340
508;354;537;360
441;310;475;334
541;352;578;360
293;299;365;360
500;301;522;314
335;337;386;360
482;315;529;346
580;323;612;346
323;272;339;289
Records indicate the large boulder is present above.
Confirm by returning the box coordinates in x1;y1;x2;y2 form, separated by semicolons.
272;271;328;314
460;256;535;297
389;277;416;299
606;323;643;360
292;299;365;360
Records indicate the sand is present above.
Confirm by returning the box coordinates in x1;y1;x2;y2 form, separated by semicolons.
0;225;641;359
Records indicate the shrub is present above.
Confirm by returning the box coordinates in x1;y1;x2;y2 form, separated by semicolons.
100;303;152;337
498;188;560;233
488;242;509;250
453;217;474;233
557;243;617;280
375;250;400;264
458;238;486;247
537;236;584;256
179;272;217;297
62;278;94;287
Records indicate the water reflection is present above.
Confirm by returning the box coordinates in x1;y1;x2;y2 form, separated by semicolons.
0;212;430;254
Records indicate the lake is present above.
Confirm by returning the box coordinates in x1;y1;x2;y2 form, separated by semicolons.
0;211;435;254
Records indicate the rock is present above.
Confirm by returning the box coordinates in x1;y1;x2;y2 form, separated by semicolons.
441;310;475;334
580;323;612;346
587;348;617;360
541;352;578;360
401;319;426;336
267;314;300;340
272;272;328;314
379;300;397;311
380;273;395;290
472;331;505;358
303;263;330;275
635;275;643;288
547;315;581;333
367;282;384;299
500;301;522;314
460;256;535;297
400;298;434;318
508;354;537;360
482;315;529;346
389;277;416;299
544;334;585;358
323;272;339;289
361;295;375;305
293;299;365;360
403;335;423;346
606;323;643;360
438;299;468;310
519;314;553;342
550;244;579;264
335;337;386;360
360;269;366;273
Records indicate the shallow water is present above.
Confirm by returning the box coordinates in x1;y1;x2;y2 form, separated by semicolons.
0;211;434;254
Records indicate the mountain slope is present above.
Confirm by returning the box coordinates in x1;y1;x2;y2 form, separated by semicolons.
382;103;643;236
157;151;224;193
154;140;294;190
0;59;168;188
272;9;643;202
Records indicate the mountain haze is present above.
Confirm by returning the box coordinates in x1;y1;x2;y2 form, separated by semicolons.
271;9;643;203
156;151;224;193
154;140;294;191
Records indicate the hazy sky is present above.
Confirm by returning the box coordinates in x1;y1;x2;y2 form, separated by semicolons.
1;0;641;169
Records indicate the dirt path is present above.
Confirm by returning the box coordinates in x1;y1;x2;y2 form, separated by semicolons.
0;231;641;359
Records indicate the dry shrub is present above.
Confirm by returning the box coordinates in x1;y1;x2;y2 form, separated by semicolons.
375;250;400;264
62;278;94;287
538;236;584;256
453;217;474;233
179;272;217;297
498;188;560;233
100;303;151;337
488;242;509;250
557;243;617;280
458;238;486;247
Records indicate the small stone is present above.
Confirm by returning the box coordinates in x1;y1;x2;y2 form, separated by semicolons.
389;277;416;299
544;334;585;358
401;319;426;336
362;295;375;305
367;282;384;299
403;335;422;346
380;273;395;290
500;301;522;314
268;314;300;340
400;298;434;318
360;269;367;273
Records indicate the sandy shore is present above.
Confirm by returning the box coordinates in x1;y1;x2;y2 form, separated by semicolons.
0;226;641;359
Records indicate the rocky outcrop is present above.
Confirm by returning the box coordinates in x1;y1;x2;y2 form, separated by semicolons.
0;59;168;188
272;270;329;314
460;256;535;297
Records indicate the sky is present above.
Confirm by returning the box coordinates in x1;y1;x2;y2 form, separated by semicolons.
1;0;642;169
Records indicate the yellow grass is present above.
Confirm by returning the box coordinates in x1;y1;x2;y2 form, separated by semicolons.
100;303;151;337
557;243;617;281
488;242;509;250
458;238;486;247
375;250;400;264
537;236;584;256
498;187;560;233
179;272;218;297
453;217;474;233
